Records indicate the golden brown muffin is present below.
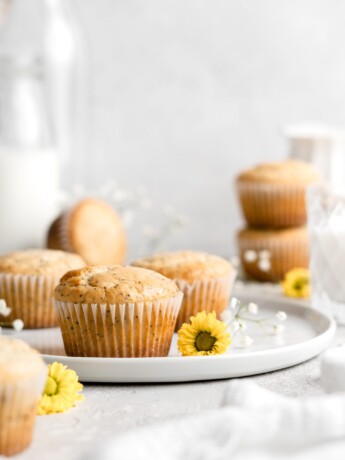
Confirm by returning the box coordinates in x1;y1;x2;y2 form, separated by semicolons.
237;226;309;282
54;265;183;357
132;251;236;330
0;337;46;456
0;249;85;328
47;198;127;265
236;160;320;228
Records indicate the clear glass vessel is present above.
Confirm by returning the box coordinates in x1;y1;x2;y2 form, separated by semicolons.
44;0;89;187
0;55;59;252
307;184;345;324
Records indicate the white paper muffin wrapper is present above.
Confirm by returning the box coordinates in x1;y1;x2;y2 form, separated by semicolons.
0;274;59;328
238;235;309;282
0;369;47;456
237;182;309;228
173;272;236;331
54;292;183;358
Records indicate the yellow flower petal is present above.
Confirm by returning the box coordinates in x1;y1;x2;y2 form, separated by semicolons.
282;268;310;299
38;362;84;415
177;311;231;356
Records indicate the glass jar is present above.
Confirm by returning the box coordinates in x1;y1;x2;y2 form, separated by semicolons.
307;184;345;324
0;54;59;253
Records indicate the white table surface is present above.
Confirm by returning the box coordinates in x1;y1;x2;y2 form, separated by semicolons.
6;285;345;460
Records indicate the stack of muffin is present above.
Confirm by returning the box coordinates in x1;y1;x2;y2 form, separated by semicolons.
236;160;320;282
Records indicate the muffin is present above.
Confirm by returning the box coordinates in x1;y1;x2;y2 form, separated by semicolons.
47;198;127;265
237;227;309;282
0;337;46;456
53;265;183;357
0;249;85;328
236;160;320;228
132;251;236;331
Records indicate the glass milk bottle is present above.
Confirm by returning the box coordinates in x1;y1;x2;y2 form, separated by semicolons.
44;0;89;188
0;54;59;253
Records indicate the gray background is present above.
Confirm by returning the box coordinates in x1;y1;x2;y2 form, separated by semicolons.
75;0;345;258
12;0;345;259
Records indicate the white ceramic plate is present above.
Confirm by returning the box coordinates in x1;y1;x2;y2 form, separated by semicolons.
4;293;336;383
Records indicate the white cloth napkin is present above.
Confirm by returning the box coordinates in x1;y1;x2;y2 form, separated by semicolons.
84;380;345;460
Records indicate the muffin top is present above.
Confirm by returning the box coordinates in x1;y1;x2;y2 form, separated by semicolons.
54;265;180;304
0;336;46;383
132;251;233;282
47;198;127;266
0;249;85;276
237;160;320;185
238;226;308;241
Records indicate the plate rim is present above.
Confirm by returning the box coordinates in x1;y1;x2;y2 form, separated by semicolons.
41;295;336;365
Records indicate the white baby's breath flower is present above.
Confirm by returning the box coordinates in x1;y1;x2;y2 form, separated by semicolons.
272;324;285;335
0;299;11;317
239;321;247;331
231;321;240;332
230;297;239;309
240;335;253;348
12;319;24;331
258;258;271;272
221;310;232;324
244;250;257;263
248;302;258;315
276;311;287;322
259;250;271;259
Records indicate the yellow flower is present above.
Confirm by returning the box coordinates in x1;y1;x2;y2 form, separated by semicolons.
177;311;231;356
282;268;310;299
38;362;84;415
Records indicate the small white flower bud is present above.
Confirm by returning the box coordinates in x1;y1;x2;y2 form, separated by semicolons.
230;297;239;309
248;302;258;315
0;299;11;317
232;321;240;332
272;324;285;335
12;319;24;332
240;335;253;348
276;311;287;322
258;258;271;272
244;250;257;263
239;321;247;331
221;310;232;323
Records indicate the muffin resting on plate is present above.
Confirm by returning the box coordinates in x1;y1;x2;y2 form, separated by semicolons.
0;249;85;328
237;226;309;282
47;198;127;265
53;265;183;357
0;337;46;456
236;160;320;228
132;251;236;331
